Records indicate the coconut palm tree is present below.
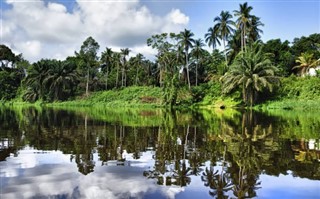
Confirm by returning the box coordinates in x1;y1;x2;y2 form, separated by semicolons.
191;39;205;86
213;11;235;65
205;26;221;50
100;47;113;90
120;48;130;87
178;29;195;90
226;30;242;65
134;53;144;85
220;42;279;106
112;52;122;88
234;2;253;52
293;52;319;76
247;16;264;43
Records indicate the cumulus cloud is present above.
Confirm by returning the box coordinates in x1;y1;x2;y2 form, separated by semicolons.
1;0;189;62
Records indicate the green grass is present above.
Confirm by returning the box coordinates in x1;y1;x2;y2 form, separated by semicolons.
257;76;320;110
47;86;165;107
258;99;320;110
4;76;320;111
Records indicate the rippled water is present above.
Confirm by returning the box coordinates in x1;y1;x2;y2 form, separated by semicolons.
0;107;319;198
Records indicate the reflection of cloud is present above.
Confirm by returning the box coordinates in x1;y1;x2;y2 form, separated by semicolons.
1;149;184;199
0;147;71;177
258;174;320;198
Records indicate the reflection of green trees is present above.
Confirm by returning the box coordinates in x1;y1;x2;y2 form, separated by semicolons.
0;106;319;190
202;166;233;198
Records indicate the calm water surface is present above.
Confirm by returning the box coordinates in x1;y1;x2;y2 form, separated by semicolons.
0;107;319;199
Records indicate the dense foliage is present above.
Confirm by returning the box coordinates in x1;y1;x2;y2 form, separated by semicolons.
0;2;319;108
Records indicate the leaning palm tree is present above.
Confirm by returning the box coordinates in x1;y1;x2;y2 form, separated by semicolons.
178;29;195;90
293;52;319;76
234;2;253;52
205;26;221;50
191;39;205;86
220;42;279;106
213;11;235;65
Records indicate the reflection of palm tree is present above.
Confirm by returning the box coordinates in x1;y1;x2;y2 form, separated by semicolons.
173;160;192;186
232;165;261;199
201;166;233;198
230;141;261;198
188;151;203;176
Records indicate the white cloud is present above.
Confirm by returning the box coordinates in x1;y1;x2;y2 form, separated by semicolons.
1;0;190;62
167;9;189;25
16;40;42;58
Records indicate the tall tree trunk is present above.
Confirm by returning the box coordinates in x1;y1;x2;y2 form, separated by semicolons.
223;37;228;67
135;66;139;85
121;67;124;87
86;66;90;96
116;64;119;88
250;88;254;107
195;60;198;86
242;83;246;104
185;50;191;90
124;70;127;87
105;70;109;90
241;28;244;53
243;25;247;52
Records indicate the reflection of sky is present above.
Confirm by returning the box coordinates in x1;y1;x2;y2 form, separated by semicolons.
1;147;320;199
0;147;184;199
257;174;320;199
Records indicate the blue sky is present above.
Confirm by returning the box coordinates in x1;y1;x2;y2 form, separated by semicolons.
1;0;319;62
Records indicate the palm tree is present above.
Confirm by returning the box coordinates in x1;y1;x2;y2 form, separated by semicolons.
213;11;235;65
112;52;121;88
134;53;144;85
293;52;319;76
24;59;49;100
234;2;253;52
120;48;130;87
247;16;264;43
205;26;221;50
100;47;113;90
43;60;78;101
226;30;242;64
178;29;195;90
191;39;205;86
220;42;279;106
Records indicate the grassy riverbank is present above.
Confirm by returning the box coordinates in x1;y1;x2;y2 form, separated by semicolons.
4;76;320;110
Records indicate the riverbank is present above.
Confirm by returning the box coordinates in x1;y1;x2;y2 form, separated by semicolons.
3;76;320;110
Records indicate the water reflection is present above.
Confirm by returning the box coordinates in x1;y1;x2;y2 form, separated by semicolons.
0;106;319;198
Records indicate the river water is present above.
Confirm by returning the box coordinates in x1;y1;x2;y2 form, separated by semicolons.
0;106;319;198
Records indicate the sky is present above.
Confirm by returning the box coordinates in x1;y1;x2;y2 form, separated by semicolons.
1;0;319;63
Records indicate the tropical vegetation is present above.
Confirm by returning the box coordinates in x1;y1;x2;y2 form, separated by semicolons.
0;2;319;110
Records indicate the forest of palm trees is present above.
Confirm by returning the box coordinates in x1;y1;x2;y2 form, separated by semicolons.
0;2;319;107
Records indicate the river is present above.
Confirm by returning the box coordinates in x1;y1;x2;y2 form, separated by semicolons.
0;106;319;198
